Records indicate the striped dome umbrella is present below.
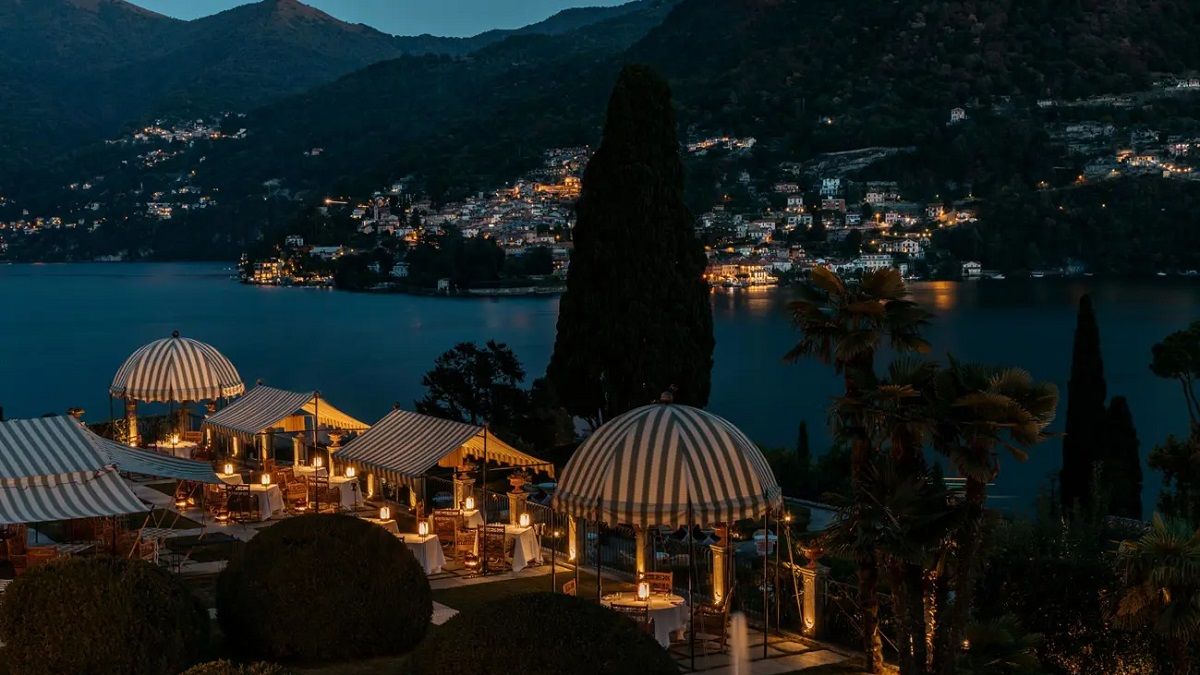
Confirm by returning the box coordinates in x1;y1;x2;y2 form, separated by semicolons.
553;402;782;527
110;331;244;403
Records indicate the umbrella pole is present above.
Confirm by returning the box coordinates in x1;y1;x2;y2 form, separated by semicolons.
595;520;601;601
775;512;781;631
763;509;769;659
689;502;696;672
481;428;489;576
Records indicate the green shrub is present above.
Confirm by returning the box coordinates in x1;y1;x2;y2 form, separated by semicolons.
0;556;208;675
180;660;287;675
216;514;431;662
411;592;678;675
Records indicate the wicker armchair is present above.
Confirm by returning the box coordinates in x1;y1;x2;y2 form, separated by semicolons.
454;530;475;562
285;478;309;513
227;484;257;522
610;602;654;635
692;584;735;653
431;511;460;550
7;534;27;576
27;546;59;569
482;524;508;569
640;571;673;595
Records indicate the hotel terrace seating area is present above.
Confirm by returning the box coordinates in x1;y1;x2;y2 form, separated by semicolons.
0;332;861;674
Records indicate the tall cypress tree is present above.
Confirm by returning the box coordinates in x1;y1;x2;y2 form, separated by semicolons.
1061;294;1107;511
1101;396;1143;519
547;65;713;425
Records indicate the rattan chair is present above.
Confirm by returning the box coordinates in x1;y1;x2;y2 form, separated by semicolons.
26;545;57;569
285;478;309;513
640;571;673;595
692;584;735;654
431;511;460;550
610;602;654;635
227;484;256;522
454;530;475;562
482;524;508;569
6;530;27;575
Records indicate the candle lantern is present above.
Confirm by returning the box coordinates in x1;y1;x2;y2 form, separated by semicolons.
418;521;430;537
261;473;271;486
518;512;531;528
637;581;651;602
313;455;324;469
223;462;234;476
464;496;475;511
379;506;391;521
345;466;357;479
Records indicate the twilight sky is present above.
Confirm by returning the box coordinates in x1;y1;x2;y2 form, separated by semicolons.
135;0;628;37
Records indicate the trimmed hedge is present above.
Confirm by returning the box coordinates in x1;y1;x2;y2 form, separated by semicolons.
0;556;208;675
216;514;431;662
411;592;678;675
180;660;286;675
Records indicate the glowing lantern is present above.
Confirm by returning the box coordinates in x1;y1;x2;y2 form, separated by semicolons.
464;496;475;511
345;466;357;478
169;433;180;445
379;505;391;521
418;521;430;537
313;455;324;469
223;462;234;476
518;512;531;528
261;473;271;486
637;581;651;602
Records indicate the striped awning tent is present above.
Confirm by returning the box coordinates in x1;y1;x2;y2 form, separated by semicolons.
0;417;149;524
334;408;554;485
202;386;369;440
553;403;782;528
0;416;220;525
110;331;244;402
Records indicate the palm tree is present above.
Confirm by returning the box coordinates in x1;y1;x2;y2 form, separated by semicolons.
787;267;930;672
1115;514;1200;675
930;361;1058;674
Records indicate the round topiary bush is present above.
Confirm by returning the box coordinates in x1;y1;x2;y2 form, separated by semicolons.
216;513;431;662
0;556;209;675
411;592;678;675
180;660;286;675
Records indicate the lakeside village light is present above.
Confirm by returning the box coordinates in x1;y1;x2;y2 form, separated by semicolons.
418;521;430;537
637;581;651;602
379;505;391;521
518;512;531;528
464;496;475;511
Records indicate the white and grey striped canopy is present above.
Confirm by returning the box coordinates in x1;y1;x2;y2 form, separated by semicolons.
0;416;221;524
553;403;782;528
335;408;553;485
202;386;368;438
110;332;244;402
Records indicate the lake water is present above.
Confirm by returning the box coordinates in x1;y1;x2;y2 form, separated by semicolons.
2;262;1198;515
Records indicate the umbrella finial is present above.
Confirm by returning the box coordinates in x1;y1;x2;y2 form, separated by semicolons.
256;378;264;386
171;329;180;338
659;386;677;404
393;401;402;410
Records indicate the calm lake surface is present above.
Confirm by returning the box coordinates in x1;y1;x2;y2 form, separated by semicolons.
3;262;1198;514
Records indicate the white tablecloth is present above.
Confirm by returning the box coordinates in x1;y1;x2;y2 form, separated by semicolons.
400;533;445;575
249;484;284;519
462;509;484;529
151;441;197;459
473;524;542;573
603;592;689;646
220;474;245;485
362;518;400;535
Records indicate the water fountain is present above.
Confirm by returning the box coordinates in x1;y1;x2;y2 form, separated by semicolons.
730;611;751;674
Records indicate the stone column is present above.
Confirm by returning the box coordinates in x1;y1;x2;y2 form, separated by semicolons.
799;564;829;639
568;516;579;563
508;490;525;526
366;473;375;499
124;399;139;447
635;528;648;575
453;471;475;510
711;525;730;604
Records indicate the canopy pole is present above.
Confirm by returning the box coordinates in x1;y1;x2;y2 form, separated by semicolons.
775;509;782;631
689;502;696;672
311;391;320;467
481;426;489;576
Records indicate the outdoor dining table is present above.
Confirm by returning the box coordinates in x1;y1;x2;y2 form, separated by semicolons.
473;524;543;573
150;440;197;459
361;517;400;535
602;592;690;647
53;542;95;556
249;483;284;519
400;532;445;575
